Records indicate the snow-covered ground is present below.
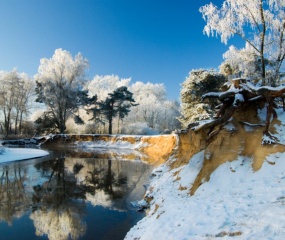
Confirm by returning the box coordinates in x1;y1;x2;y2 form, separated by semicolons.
0;147;49;163
126;151;285;239
125;109;285;239
74;138;147;150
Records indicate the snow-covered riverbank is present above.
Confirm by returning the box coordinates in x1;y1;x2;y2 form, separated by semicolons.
126;151;285;239
125;108;285;239
0;147;49;163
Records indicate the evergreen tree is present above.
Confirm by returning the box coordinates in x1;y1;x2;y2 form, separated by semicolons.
179;69;226;127
89;86;137;134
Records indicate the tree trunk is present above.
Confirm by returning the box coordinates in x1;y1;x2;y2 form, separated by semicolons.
259;0;267;84
264;97;274;135
108;116;112;134
108;103;114;134
58;110;66;134
273;26;285;86
14;110;19;135
4;110;11;137
117;117;120;134
19;111;23;134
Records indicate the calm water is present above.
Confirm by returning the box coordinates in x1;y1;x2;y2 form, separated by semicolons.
0;147;153;240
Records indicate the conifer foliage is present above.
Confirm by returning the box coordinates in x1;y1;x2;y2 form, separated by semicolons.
179;69;226;127
89;86;137;134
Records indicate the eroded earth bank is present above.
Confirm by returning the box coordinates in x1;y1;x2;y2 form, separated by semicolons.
124;104;285;239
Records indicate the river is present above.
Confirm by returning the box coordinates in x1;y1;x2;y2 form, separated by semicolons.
0;146;153;240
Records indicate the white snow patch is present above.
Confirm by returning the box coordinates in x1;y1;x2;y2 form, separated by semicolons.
271;108;285;145
223;122;236;132
258;106;267;122
73;137;149;150
0;148;49;163
74;140;135;149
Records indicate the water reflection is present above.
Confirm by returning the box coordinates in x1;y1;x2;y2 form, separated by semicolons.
0;148;152;240
0;164;31;225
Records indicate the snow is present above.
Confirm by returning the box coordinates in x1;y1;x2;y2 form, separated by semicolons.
223;122;236;132
125;109;285;240
126;150;285;239
245;81;285;92
0;147;49;163
233;92;244;106
74;139;143;150
72;137;149;158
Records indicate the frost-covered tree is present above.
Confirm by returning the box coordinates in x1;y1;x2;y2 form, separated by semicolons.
14;73;35;135
0;69;34;136
125;82;181;133
220;44;264;81
179;69;226;127
35;49;89;133
200;0;285;85
86;74;131;101
82;76;180;134
67;74;130;134
153;100;181;133
0;70;20;136
128;82;166;129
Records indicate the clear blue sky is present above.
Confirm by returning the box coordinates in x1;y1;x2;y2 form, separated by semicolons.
0;0;240;100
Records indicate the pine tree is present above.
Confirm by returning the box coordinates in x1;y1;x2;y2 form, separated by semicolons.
89;86;137;134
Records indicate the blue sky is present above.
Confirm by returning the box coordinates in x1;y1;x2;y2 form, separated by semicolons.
0;0;240;100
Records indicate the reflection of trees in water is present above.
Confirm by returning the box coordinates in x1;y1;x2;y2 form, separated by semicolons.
0;164;30;225
0;151;151;240
30;155;133;239
33;155;87;201
67;156;151;209
30;204;86;240
31;156;87;240
85;159;127;200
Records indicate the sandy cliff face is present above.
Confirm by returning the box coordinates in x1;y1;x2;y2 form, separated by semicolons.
179;121;285;195
138;135;178;165
172;105;285;195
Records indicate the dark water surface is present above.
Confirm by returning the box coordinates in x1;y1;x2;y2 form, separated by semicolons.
0;147;153;240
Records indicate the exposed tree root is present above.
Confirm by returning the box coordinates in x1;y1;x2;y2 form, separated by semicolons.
190;78;285;144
